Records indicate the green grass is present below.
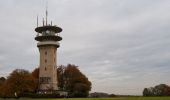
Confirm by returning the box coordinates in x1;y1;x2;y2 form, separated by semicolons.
0;97;170;100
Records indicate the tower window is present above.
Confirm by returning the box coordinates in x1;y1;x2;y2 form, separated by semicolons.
45;59;47;63
45;67;47;71
45;51;47;55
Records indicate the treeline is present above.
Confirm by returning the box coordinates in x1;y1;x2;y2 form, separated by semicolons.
89;92;116;98
143;84;170;96
0;64;91;98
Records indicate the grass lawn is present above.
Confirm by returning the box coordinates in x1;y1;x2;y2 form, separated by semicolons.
0;97;170;100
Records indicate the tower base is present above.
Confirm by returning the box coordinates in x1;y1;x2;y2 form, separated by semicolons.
37;90;68;97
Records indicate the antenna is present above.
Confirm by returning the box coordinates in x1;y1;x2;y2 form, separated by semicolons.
43;18;45;26
37;15;39;27
45;1;48;25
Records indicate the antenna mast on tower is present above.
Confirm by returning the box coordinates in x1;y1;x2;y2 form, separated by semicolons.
37;15;39;27
46;1;48;25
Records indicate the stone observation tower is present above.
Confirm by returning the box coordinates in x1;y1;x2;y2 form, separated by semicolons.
35;10;62;92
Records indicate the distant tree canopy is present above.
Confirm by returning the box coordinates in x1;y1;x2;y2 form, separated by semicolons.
89;92;116;98
0;64;91;98
89;92;109;98
143;84;170;96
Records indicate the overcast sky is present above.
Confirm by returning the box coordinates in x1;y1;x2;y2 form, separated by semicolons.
0;0;170;95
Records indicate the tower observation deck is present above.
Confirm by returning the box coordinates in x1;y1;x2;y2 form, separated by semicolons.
35;25;62;47
35;13;62;92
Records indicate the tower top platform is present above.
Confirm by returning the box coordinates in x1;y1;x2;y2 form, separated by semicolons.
35;6;62;42
35;25;62;33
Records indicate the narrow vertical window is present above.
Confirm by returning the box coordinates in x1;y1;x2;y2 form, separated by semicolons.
45;51;47;55
45;59;47;63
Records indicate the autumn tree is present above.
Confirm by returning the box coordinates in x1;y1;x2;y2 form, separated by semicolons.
57;65;65;90
0;77;6;87
0;69;37;97
58;64;91;97
0;77;6;97
31;68;39;92
32;68;39;79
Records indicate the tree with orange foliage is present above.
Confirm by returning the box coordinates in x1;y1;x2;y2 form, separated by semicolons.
31;68;39;92
0;69;37;97
31;68;39;79
58;64;91;97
